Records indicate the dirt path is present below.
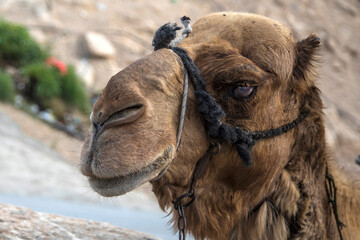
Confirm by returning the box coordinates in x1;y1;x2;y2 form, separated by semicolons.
0;103;157;208
0;103;83;164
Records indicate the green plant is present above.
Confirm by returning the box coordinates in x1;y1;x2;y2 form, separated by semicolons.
23;63;90;114
60;65;90;113
0;70;15;102
23;62;61;107
0;19;48;67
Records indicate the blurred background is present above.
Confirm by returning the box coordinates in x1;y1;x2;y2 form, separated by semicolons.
0;0;359;239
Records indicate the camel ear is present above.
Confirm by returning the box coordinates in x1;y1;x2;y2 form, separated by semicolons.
293;34;320;80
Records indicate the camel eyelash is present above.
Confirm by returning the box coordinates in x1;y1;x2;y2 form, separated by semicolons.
234;81;257;87
214;79;257;91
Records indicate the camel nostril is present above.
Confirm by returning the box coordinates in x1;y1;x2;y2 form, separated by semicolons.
90;112;102;132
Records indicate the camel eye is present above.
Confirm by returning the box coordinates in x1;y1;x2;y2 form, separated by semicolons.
232;86;255;100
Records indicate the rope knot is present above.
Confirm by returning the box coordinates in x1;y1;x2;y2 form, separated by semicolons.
236;143;253;168
152;23;181;51
152;16;192;51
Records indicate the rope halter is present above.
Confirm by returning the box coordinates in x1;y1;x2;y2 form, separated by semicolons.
152;16;314;240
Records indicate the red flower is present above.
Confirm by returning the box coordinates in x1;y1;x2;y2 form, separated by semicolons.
46;57;68;75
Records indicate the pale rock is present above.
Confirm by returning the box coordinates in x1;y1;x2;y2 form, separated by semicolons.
84;31;116;58
76;58;95;88
0;203;160;240
63;0;93;6
29;29;47;44
96;1;106;11
31;0;52;20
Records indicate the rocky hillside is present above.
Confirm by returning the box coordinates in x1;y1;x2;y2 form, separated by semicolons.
0;204;159;240
0;0;358;168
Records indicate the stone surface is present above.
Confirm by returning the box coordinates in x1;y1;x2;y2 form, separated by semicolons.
31;0;52;20
84;31;116;58
0;203;160;240
76;58;95;88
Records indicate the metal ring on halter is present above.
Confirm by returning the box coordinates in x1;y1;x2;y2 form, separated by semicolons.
173;191;196;210
210;141;221;155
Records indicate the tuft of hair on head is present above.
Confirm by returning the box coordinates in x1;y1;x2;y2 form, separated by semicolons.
293;34;321;80
152;23;181;51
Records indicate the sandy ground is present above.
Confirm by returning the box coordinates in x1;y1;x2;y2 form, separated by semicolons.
0;103;83;163
0;103;158;210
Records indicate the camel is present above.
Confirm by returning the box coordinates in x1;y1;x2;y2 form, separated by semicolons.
80;12;360;240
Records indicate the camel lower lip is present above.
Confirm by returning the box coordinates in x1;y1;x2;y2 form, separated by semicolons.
88;145;174;197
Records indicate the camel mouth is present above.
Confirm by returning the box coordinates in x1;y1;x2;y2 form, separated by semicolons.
88;145;174;197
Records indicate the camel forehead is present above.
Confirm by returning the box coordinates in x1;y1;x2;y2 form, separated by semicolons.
104;49;182;94
197;12;293;39
186;12;296;80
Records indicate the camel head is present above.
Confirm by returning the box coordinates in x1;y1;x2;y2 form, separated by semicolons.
80;12;325;237
80;47;209;196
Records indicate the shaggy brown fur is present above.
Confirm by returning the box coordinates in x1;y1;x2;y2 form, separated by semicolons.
80;12;360;239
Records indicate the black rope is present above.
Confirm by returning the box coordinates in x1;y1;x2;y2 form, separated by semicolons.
325;163;345;240
250;111;309;140
172;142;220;240
152;23;181;51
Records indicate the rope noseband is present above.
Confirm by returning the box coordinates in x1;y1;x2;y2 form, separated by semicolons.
175;71;188;150
153;17;308;168
152;17;342;240
170;46;309;168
